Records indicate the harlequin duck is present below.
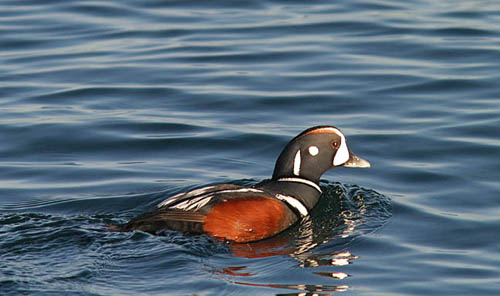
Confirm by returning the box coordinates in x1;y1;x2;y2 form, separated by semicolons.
115;126;370;243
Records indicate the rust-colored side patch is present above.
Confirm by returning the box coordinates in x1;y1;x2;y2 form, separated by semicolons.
203;197;288;243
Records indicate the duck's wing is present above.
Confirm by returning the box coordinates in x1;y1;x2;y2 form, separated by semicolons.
156;184;264;211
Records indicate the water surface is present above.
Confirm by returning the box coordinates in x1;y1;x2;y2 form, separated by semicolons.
1;0;500;295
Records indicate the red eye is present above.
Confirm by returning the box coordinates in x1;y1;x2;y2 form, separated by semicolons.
331;141;339;149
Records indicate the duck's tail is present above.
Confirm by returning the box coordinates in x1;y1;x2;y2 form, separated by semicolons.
106;223;127;232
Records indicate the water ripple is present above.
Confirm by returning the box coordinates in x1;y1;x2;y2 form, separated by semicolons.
1;0;499;294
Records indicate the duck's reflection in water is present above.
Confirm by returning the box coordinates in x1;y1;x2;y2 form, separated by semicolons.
234;281;349;295
211;183;391;295
216;213;361;295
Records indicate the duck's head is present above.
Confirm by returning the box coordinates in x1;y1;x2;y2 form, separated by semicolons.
272;126;370;183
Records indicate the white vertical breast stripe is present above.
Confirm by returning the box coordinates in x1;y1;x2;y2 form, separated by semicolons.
275;194;309;217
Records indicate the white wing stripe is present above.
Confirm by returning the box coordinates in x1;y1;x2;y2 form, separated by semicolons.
157;185;217;208
158;187;264;210
172;194;211;211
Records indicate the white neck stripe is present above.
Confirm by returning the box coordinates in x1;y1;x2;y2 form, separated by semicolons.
275;194;309;217
276;177;322;193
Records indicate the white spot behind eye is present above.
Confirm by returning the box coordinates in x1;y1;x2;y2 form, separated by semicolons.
308;146;319;156
293;150;301;176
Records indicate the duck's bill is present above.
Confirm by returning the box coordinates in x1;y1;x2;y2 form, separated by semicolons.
343;152;371;168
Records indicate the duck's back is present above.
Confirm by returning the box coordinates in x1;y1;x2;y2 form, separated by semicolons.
118;184;298;242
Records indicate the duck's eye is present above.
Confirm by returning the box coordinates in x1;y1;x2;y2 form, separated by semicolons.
331;141;340;149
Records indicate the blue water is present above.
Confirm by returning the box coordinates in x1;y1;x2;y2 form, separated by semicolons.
1;0;500;295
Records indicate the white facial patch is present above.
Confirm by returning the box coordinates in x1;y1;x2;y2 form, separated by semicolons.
333;131;349;166
293;150;301;176
308;145;319;156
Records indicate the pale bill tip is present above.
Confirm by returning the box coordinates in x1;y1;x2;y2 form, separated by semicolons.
343;154;371;168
